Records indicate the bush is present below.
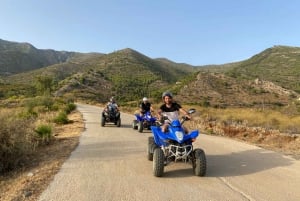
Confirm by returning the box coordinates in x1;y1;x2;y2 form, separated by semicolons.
64;103;76;114
53;112;70;124
34;124;53;144
0;110;35;173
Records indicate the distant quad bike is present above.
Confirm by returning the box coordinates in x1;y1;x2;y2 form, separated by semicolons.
132;111;157;133
101;105;121;127
148;109;206;177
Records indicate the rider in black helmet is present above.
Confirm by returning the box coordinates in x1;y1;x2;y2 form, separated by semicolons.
157;91;190;133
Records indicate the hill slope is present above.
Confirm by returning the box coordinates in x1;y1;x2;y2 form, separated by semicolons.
225;45;300;93
2;45;196;102
0;39;82;74
176;46;300;107
1;39;299;107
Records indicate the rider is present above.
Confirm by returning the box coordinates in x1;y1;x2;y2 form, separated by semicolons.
105;96;119;112
157;91;190;133
140;97;154;115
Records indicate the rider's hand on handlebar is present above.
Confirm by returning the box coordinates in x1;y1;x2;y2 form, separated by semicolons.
183;114;191;121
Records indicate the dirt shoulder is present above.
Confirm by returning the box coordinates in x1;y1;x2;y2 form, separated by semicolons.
0;110;84;201
0;109;299;201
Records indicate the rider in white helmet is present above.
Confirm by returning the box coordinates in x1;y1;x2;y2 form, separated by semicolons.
140;97;154;115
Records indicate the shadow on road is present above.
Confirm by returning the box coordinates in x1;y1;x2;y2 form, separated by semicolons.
205;149;293;177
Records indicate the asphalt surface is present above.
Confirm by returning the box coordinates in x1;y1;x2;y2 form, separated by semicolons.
39;103;300;201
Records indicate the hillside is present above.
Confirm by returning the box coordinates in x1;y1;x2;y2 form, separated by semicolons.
176;71;297;108
224;46;300;93
0;39;83;75
1;42;196;102
1;39;299;107
175;46;300;108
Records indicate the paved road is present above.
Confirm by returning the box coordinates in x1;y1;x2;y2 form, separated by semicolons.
39;103;300;201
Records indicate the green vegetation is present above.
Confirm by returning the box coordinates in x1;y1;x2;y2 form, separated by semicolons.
0;94;77;174
34;124;53;145
224;46;300;93
1;39;300;174
53;112;70;124
0;109;35;173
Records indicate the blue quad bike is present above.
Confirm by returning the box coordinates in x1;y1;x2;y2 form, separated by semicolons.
147;109;206;177
101;105;121;127
132;111;157;133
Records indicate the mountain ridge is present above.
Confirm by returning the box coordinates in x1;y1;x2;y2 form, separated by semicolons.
0;39;299;107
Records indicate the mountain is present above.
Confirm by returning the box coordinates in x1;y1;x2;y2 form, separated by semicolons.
0;39;299;107
224;46;300;93
0;39;85;75
176;46;300;108
0;40;196;102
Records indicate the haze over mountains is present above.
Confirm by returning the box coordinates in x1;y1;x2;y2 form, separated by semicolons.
0;39;299;107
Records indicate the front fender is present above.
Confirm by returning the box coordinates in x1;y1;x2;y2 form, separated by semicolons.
184;130;199;141
150;126;167;146
135;114;143;121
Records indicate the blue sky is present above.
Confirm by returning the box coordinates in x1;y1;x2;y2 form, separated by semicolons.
1;0;300;66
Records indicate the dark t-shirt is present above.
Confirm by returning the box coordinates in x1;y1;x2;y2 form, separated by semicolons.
140;102;151;112
160;102;182;112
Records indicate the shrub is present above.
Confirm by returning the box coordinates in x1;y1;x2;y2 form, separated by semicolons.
53;112;69;124
34;124;53;145
64;103;76;114
0;109;35;173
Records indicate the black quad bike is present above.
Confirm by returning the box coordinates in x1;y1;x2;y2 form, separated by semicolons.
101;105;121;127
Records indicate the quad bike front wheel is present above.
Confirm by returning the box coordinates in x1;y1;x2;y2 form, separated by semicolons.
132;120;138;129
116;118;121;127
101;116;105;127
153;148;165;177
138;121;143;133
193;148;206;176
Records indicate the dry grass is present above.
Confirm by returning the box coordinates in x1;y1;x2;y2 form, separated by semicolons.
0;110;84;201
193;106;300;134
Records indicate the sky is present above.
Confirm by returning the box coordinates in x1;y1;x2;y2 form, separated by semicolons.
1;0;300;66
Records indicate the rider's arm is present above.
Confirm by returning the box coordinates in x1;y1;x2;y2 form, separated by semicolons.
157;108;162;119
179;108;191;119
150;106;154;113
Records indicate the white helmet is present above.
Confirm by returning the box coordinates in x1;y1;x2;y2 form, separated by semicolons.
142;97;148;102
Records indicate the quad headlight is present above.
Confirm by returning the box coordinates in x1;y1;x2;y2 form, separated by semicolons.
175;131;184;141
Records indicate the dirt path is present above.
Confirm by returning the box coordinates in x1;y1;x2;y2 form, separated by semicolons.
38;104;300;201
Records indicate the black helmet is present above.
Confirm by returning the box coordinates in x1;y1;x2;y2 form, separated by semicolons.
162;91;173;99
110;96;115;102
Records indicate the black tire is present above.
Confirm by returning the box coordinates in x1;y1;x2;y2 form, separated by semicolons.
193;148;206;176
116;118;121;127
101;116;105;127
147;137;155;161
138;121;143;133
132;120;138;130
153;148;165;177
